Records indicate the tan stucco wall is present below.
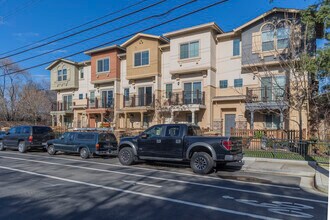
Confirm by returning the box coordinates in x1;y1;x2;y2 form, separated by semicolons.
50;61;79;91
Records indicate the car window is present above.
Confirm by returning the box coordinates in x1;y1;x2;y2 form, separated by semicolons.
8;127;16;134
187;126;202;136
98;133;116;142
22;126;31;134
61;132;70;140
33;126;52;134
68;133;75;141
15;127;22;134
77;133;95;140
145;125;163;138
165;126;180;137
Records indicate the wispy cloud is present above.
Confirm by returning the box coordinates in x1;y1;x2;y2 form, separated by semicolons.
13;32;40;37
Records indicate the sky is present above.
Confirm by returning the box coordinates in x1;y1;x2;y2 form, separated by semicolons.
0;0;318;82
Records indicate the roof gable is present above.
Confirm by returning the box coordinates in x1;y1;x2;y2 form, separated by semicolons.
121;33;169;48
46;59;77;70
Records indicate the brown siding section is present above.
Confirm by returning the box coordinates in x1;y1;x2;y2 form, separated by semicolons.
126;37;161;80
90;49;121;83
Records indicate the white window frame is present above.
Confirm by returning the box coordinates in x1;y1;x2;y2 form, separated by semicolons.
96;57;110;73
179;40;200;60
133;49;150;68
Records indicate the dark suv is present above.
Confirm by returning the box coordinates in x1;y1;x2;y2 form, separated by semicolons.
46;132;118;159
0;126;55;153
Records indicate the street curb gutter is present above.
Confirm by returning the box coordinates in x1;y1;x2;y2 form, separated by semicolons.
244;157;317;167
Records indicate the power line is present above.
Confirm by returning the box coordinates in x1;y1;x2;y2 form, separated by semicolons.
0;0;229;77
0;0;167;60
0;0;148;56
0;0;197;68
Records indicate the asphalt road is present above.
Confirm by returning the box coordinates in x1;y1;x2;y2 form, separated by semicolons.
0;150;328;220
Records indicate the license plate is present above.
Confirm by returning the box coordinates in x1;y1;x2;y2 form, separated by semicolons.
42;142;47;146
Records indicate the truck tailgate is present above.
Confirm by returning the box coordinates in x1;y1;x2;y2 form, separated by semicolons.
229;137;243;153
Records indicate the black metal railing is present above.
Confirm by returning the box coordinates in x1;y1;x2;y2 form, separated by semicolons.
123;94;155;108
246;87;288;103
53;101;72;111
88;97;115;109
165;91;205;105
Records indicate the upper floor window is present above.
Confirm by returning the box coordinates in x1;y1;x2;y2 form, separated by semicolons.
219;80;228;89
277;27;290;49
97;58;110;73
79;68;84;79
233;39;240;56
79;94;83;100
124;88;130;101
180;41;199;59
261;24;275;51
134;50;149;67
57;67;67;81
234;78;243;88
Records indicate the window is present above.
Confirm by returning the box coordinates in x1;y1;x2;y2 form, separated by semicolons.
57;66;67;81
79;94;83;100
265;114;280;129
187;126;202;136
180;41;199;59
261;24;275;51
15;127;22;134
165;126;180;137
32;126;52;134
234;79;243;88
101;90;114;108
77;133;95;140
63;95;73;110
8;127;16;134
137;86;152;106
80;68;84;79
134;50;149;67
22;126;31;134
277;27;290;49
233;38;240;56
183;82;202;104
144;125;163;138
165;84;172;98
124;88;130;101
62;69;67;80
57;70;62;81
219;80;228;89
90;91;95;104
97;58;110;73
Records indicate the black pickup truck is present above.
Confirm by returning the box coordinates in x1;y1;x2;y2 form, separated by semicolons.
118;124;243;174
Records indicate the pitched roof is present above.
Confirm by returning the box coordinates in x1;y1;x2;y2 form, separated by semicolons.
163;22;224;38
121;33;169;47
46;59;77;70
84;45;126;55
233;7;301;32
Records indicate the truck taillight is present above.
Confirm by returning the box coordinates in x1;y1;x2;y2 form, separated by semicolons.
222;140;232;151
95;143;100;150
28;136;33;143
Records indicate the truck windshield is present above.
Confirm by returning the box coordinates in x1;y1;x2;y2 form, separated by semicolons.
187;126;202;136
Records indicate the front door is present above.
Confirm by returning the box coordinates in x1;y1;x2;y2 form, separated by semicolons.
137;125;164;157
225;114;236;136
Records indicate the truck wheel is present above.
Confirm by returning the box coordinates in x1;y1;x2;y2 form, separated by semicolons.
80;148;90;159
118;147;135;166
47;145;56;155
190;152;214;174
0;141;5;151
18;141;27;153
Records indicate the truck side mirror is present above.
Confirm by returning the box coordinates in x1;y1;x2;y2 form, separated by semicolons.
141;133;148;139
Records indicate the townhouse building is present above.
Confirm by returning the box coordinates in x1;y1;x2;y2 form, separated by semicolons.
48;8;310;136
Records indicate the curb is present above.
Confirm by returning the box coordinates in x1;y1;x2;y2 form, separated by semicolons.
244;157;317;167
241;167;316;178
314;169;329;194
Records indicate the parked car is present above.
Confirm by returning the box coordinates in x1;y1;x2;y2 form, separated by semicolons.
0;126;55;153
118;124;243;174
46;132;118;159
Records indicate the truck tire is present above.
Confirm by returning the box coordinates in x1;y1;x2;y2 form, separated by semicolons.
80;147;90;159
0;141;5;151
47;145;56;155
190;152;214;174
18;141;27;153
118;147;135;166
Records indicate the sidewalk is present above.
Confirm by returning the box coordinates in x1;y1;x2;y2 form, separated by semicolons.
241;157;329;193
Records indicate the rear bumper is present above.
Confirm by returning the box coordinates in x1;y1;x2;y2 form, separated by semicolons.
95;150;110;155
223;153;244;162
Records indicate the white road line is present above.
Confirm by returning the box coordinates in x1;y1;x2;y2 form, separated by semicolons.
0;155;327;204
0;165;280;220
122;180;162;188
0;151;300;190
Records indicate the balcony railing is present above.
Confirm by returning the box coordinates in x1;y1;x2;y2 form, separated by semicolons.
88;97;115;109
123;94;155;108
52;101;73;111
246;87;288;103
165;91;205;105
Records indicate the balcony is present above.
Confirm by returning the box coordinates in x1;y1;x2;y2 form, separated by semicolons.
165;91;205;106
51;101;73;114
123;94;155;108
246;87;288;110
88;97;115;109
72;99;88;109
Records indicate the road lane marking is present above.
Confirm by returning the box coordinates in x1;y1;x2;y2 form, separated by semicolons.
0;151;300;190
122;180;162;188
0;165;280;220
0;155;327;204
